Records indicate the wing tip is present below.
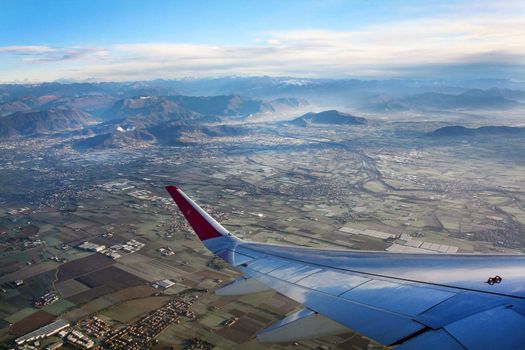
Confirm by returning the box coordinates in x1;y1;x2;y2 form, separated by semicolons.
164;184;226;241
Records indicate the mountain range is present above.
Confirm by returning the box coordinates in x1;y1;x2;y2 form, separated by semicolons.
367;90;521;112
0;94;305;141
1;78;525;148
2;78;524;112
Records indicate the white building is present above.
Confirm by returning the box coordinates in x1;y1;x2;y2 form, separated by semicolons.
15;319;70;345
78;242;105;252
154;279;176;289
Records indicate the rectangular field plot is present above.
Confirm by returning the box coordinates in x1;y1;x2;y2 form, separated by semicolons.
66;266;147;305
57;253;114;282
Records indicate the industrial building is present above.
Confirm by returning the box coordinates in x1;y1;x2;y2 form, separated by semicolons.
15;319;70;345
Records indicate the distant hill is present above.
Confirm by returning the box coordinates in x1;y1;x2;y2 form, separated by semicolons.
101;96;198;124
0;109;94;137
101;95;305;125
73;129;156;150
289;110;367;127
148;122;246;146
73;121;247;150
47;95;118;117
364;96;409;112
0;100;32;117
460;88;525;102
428;125;525;137
0;92;300;143
167;94;275;116
366;89;521;112
402;91;519;109
0;95;60;117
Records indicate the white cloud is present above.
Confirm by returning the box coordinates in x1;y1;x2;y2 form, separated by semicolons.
0;45;55;54
1;2;524;82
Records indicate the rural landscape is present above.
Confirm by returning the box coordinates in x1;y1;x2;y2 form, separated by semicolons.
0;76;524;349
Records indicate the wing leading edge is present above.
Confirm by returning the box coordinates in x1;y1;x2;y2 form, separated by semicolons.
166;186;525;349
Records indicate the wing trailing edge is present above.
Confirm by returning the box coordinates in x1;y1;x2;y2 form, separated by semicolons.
215;276;271;296
257;308;348;343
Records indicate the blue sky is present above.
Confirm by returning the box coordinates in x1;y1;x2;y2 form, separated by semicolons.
0;0;524;82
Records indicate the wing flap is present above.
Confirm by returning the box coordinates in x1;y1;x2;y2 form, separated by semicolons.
444;305;525;350
415;292;507;328
257;308;348;343
215;249;254;266
247;268;427;345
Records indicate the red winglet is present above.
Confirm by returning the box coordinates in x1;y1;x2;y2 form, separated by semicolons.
165;186;224;241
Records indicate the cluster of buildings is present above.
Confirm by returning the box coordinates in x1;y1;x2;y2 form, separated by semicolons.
103;296;197;349
396;233;459;253
15;316;115;349
77;239;144;259
66;330;94;349
98;181;135;193
24;239;46;250
7;207;31;216
99;179;172;206
47;255;66;263
82;317;112;339
183;337;215;350
17;294;198;349
102;239;145;259
128;189;171;206
33;291;58;308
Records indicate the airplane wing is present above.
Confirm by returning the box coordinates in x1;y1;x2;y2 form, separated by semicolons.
166;186;525;349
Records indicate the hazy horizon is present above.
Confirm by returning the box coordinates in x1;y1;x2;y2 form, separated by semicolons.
1;0;524;83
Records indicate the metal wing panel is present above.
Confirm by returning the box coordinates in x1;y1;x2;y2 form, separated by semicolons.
244;267;427;345
267;262;322;283
246;257;291;274
340;279;457;317
296;270;370;296
236;242;525;349
241;241;525;298
444;306;525;350
415;292;509;328
235;245;269;259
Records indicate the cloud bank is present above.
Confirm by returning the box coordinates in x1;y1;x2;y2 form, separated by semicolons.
1;2;524;82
